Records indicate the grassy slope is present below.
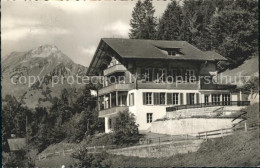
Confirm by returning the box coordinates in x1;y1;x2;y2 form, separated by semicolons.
34;129;260;167
219;56;259;86
107;130;260;167
35;103;259;167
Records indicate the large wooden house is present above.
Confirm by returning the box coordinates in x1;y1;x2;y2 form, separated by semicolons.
87;38;246;133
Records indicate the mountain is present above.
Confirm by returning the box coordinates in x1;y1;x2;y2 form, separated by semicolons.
218;56;259;88
1;44;88;109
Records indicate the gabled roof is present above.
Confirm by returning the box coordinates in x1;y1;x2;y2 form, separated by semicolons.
102;38;226;61
87;38;227;75
204;51;228;61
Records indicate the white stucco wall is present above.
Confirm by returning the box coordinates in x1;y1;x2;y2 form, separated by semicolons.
128;89;202;131
151;118;240;135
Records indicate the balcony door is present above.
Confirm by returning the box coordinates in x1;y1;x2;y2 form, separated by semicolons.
222;94;231;105
204;95;209;105
187;93;195;105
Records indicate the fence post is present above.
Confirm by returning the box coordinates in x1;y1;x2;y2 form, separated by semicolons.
221;129;223;138
159;137;160;151
205;132;208;141
245;122;247;132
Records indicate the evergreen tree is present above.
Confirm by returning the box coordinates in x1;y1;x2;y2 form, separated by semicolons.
157;1;183;40
129;0;157;39
210;0;258;68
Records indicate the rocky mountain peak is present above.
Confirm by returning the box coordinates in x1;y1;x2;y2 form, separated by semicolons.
29;44;64;59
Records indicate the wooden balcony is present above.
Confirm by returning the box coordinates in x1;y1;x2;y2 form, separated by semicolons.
99;106;129;117
200;83;236;90
99;83;135;95
166;101;250;112
136;81;200;90
103;64;127;76
200;78;236;90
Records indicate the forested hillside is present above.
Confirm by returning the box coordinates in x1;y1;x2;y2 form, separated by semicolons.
129;0;258;70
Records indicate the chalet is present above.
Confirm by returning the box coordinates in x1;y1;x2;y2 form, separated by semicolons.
87;38;247;133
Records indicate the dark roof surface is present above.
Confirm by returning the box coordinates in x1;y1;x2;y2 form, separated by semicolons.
204;51;228;61
87;38;227;75
102;38;227;61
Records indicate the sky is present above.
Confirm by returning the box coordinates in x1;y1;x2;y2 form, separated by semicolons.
1;0;171;67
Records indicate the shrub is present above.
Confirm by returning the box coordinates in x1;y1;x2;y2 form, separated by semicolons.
113;110;139;145
71;149;111;167
4;149;35;167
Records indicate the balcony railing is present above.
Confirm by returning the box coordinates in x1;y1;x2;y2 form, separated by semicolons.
103;64;127;76
166;101;250;112
200;83;236;90
200;78;236;90
136;81;199;90
99;83;135;95
99;106;129;117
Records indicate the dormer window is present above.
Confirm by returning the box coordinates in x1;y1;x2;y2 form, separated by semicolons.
168;51;176;56
155;46;182;57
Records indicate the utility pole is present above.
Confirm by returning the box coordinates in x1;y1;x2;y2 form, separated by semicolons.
26;113;30;167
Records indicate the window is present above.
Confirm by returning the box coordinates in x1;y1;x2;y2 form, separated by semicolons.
129;93;135;106
185;70;196;82
109;57;118;67
204;95;209;105
141;68;153;82
189;93;195;105
222;94;230;105
157;68;166;82
173;93;179;104
147;113;153;123
167;69;181;82
167;93;179;105
160;93;166;105
153;92;166;105
168;51;176;56
143;92;152;105
212;94;221;105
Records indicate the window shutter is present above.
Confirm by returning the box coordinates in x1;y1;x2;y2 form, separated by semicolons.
129;94;131;106
153;69;158;81
180;93;183;105
196;93;200;104
154;93;159;105
167;70;172;82
148;69;153;81
153;93;157;105
143;92;146;105
132;93;135;106
186;93;190;105
141;69;145;81
167;93;172;105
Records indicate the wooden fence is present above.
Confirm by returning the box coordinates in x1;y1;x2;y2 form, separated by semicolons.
37;121;259;160
139;121;259;147
37;145;117;160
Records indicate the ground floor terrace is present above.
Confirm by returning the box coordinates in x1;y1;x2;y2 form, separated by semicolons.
98;89;249;133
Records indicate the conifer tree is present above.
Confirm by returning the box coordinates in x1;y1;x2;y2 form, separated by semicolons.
157;1;182;40
210;0;258;68
129;0;157;39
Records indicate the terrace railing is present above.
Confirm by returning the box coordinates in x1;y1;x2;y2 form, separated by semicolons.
166;101;250;112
